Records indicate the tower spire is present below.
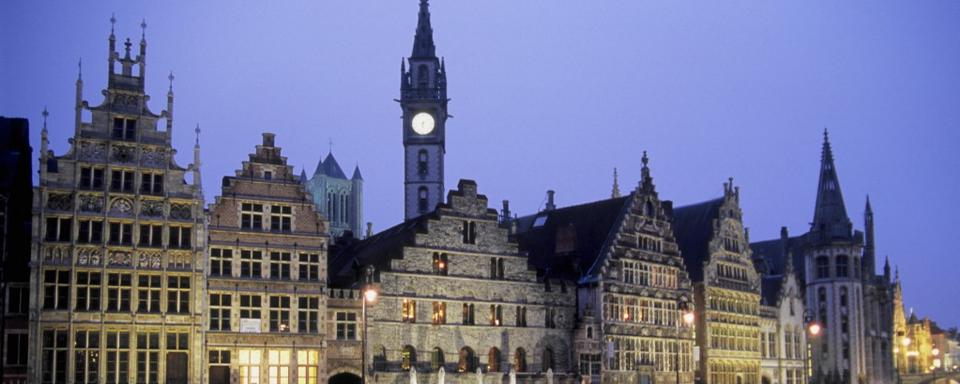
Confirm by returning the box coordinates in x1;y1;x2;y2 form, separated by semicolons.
811;128;852;240
864;195;876;277
108;14;117;75
412;0;436;58
612;167;621;198
193;124;203;196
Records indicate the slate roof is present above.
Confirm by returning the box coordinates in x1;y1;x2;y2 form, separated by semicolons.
352;165;363;181
671;198;724;282
750;236;806;281
513;196;630;281
760;275;785;306
328;214;430;287
314;152;348;179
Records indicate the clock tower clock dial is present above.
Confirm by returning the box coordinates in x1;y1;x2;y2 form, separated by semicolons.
400;0;448;220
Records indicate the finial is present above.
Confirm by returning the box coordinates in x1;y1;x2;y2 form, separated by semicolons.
193;123;201;146
124;38;132;57
140;18;147;39
168;71;174;92
641;150;649;167
612;167;621;198
77;58;83;81
42;107;49;129
328;138;333;154
110;13;116;34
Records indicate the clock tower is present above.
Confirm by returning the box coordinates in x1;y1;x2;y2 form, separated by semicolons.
401;0;448;220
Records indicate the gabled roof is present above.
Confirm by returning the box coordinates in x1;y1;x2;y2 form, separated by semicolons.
750;236;805;280
671;198;724;282
314;152;348;179
760;275;785;306
514;196;630;281
328;214;430;287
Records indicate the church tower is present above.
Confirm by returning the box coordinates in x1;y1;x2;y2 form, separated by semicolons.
401;0;448;220
804;130;867;384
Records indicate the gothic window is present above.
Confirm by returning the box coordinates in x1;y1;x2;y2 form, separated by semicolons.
210;248;233;277
418;187;429;213
490;304;503;326
41;329;69;383
644;201;655;217
462;303;475;325
45;217;72;242
546;307;557;328
432;301;446;325
269;296;291;332
79;166;105;189
75;272;101;311
78;219;104;244
108;222;133;245
110;170;134;192
418;150;428;176
417;65;429;87
543;348;555;372
136;274;161;313
487;347;502;372
587;327;593;339
516;306;528;327
458;347;475;373
138;224;162;247
140;173;163;195
462;220;477;244
240;250;263;278
515;348;527;372
136;332;160;383
432;252;448;275
490;257;505;279
167;276;191;313
298;297;321;334
105;332;131;384
401;345;417;371
818;287;828;326
112;117;137;140
241;203;264;229
270;205;292;232
74;330;99;383
210;293;232;331
431;348;445;371
836;255;849;278
815;256;830;279
105;273;133;313
402;299;416;323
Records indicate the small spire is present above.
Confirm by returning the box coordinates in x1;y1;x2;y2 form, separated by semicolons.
77;58;83;81
328;138;333;154
194;123;201;146
865;194;873;214
140;18;147;40
124;38;132;58
110;13;116;35
42;107;49;131
611;167;620;198
168;71;175;92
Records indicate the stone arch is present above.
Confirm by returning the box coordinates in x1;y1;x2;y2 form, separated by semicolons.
328;372;361;384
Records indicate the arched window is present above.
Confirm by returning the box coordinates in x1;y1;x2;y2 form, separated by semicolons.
818;287;828;326
514;348;527;372
836;255;849;278
374;346;387;371
542;348;555;372
431;347;445;371
815;256;830;279
432;252;448;275
418;187;428;213
418;150;428;176
401;345;417;371
586;326;593;339
458;347;475;373
840;287;848;307
644;201;655;217
487;347;501;372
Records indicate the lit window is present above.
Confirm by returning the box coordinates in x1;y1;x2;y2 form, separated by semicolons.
402;299;416;323
462;303;475;325
432;301;446;325
268;350;291;383
490;304;502;326
402;346;417;371
432;252;449;275
239;349;262;384
297;350;320;384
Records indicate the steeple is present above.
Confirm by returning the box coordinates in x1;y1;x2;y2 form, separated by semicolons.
412;0;436;58
352;164;364;181
611;167;621;198
811;129;852;241
863;195;876;277
192;124;202;195
75;58;84;138
883;256;891;282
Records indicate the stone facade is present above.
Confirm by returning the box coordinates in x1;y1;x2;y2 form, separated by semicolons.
28;20;205;383
332;180;577;384
673;181;762;384
758;262;807;384
205;133;330;384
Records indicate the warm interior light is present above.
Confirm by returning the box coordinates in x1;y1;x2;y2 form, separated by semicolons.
808;323;821;336
683;311;695;325
438;262;445;269
902;337;911;347
364;289;378;303
933;348;940;356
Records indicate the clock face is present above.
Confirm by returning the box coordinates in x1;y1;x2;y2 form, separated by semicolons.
411;112;435;135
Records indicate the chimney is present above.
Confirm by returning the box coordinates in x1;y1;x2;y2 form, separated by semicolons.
365;222;373;238
501;200;511;225
545;190;556;211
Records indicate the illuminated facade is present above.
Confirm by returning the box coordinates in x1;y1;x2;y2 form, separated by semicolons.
205;133;329;384
757;256;807;384
28;19;205;383
673;180;762;384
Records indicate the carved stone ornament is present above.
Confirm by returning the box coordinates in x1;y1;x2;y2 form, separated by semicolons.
138;251;162;269
170;203;192;220
110;197;134;213
79;195;104;212
112;146;136;164
141;148;165;168
46;193;73;211
77;247;102;266
141;200;164;217
79;142;107;162
113;93;140;113
108;251;133;266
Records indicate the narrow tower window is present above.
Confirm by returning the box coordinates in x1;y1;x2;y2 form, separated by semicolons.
418;187;429;213
418;150;429;176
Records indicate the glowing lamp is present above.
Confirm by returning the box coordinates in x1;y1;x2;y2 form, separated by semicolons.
364;289;378;303
808;323;821;336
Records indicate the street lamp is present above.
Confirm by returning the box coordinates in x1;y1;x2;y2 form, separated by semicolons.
361;266;380;384
805;318;820;384
676;298;694;384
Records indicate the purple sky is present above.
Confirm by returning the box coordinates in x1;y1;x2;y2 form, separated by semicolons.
3;1;959;327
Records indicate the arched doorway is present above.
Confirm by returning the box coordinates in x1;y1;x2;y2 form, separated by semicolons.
329;372;362;384
762;376;771;384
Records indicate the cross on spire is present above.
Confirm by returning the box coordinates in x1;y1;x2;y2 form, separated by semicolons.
168;71;174;92
140;18;147;38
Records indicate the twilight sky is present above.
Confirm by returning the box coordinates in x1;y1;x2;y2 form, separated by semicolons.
2;1;959;327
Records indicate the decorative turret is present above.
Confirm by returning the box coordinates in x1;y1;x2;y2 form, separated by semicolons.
639;151;656;193
611;167;621;198
883;256;891;282
193;124;202;196
165;71;174;142
811;129;853;241
75;58;83;139
864;195;876;278
411;0;436;59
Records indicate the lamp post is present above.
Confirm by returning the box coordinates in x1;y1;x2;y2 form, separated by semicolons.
361;266;379;384
805;311;821;384
676;298;695;384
